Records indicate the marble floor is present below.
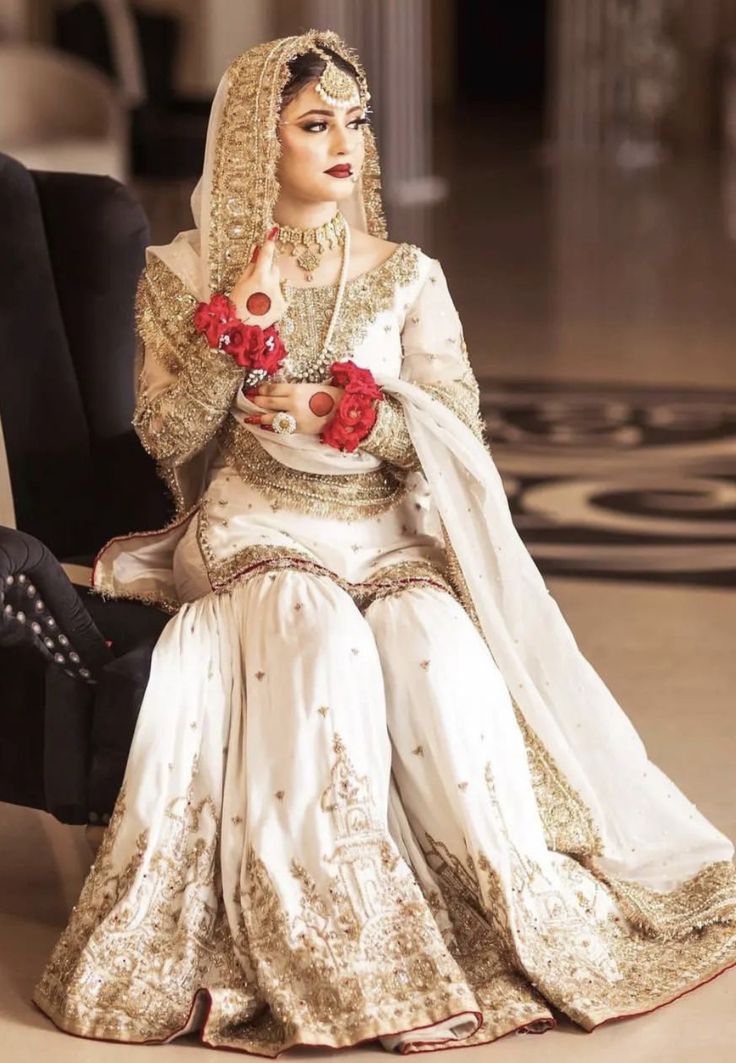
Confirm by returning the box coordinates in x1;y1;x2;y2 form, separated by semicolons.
3;111;736;1062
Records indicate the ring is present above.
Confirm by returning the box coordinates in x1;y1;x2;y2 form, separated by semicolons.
272;411;297;435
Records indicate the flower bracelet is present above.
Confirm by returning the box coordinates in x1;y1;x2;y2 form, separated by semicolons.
193;291;287;389
320;360;384;453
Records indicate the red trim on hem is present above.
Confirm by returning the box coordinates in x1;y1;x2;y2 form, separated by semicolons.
32;956;736;1055
586;955;736;1031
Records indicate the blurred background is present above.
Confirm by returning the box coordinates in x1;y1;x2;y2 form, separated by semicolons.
2;0;735;588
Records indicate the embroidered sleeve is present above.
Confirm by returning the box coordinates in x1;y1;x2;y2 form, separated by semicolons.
359;393;420;469
132;256;245;464
359;257;486;468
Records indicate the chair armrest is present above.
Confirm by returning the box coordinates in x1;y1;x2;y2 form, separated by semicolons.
0;526;113;681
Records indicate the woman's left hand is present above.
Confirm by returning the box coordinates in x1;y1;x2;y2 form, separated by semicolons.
244;382;345;436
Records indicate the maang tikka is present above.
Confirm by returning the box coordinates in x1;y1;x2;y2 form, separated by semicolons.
313;44;369;110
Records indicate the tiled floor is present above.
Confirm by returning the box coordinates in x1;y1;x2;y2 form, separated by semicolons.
3;110;736;1061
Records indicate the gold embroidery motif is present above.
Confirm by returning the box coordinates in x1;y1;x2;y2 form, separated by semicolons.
279;243;419;383
191;529;458;611
134;257;244;466
420;832;555;1044
32;760;262;1043
241;732;481;1045
360;393;421;469
219;419;407;521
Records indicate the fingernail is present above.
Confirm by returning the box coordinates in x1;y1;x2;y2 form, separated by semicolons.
267;225;280;241
250;246;260;263
245;388;259;396
259;424;274;431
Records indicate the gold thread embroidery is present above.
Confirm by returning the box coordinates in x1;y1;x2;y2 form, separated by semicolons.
134;258;244;466
511;701;604;858
219;419;407;520
278;243;419;383
241;732;481;1044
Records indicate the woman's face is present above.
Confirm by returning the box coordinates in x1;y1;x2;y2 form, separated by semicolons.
276;81;367;205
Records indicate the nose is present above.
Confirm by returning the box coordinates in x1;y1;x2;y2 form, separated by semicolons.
331;121;352;155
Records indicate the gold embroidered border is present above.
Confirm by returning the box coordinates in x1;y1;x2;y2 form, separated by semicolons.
580;857;736;942
209;32;387;295
91;503;203;615
219;419;407;521
239;731;482;1048
511;700;604;858
194;532;457;613
279;243;421;384
440;518;603;859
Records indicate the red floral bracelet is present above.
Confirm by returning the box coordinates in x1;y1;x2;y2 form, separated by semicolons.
193;291;287;389
320;360;383;453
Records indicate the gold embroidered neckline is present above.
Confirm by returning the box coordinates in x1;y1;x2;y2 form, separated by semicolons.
281;241;407;294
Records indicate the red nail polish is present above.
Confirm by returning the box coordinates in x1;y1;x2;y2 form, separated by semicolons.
250;245;260;263
267;225;280;241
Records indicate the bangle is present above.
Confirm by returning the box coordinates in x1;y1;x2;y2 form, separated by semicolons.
320;360;383;453
193;291;287;389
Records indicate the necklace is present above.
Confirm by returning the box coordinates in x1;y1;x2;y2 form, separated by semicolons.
276;211;346;283
278;220;352;382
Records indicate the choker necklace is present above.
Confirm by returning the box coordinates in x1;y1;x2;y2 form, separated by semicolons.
276;211;347;283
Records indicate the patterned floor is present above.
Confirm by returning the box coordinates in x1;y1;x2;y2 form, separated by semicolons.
480;378;736;587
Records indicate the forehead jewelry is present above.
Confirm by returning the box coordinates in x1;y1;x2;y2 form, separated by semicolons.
313;45;367;110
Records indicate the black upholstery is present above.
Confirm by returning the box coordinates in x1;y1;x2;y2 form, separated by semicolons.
0;154;169;556
0;155;172;823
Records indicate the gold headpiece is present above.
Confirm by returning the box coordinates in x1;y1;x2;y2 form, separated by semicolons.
312;44;368;109
204;30;385;293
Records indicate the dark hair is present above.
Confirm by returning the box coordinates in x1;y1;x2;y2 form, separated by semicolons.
280;45;360;109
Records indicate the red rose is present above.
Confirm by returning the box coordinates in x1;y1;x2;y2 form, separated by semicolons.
329;359;382;400
255;325;288;375
221;323;266;367
336;392;376;428
194;292;236;347
321;393;378;452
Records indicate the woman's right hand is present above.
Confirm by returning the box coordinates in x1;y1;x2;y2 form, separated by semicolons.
229;225;288;329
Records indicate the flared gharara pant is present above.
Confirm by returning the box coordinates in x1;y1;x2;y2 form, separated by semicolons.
32;569;559;1054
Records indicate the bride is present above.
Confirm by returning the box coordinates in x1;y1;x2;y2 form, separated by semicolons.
32;29;736;1056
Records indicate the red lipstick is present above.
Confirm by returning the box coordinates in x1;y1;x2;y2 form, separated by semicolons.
325;164;352;178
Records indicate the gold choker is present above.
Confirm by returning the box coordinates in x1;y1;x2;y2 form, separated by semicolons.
276;212;347;282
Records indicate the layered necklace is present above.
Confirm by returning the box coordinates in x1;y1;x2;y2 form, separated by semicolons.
276;211;352;381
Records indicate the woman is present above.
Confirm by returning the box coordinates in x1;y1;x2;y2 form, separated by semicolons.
32;29;736;1056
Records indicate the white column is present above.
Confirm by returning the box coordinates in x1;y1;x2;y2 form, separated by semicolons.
304;0;446;207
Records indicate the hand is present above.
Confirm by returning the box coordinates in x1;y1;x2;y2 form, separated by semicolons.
229;225;288;329
244;382;345;436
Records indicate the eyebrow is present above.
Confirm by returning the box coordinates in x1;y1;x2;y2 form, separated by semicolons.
295;106;362;119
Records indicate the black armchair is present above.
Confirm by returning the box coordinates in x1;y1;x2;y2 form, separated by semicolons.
0;152;172;825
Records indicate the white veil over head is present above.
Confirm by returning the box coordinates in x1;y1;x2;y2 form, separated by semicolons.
146;29;385;303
